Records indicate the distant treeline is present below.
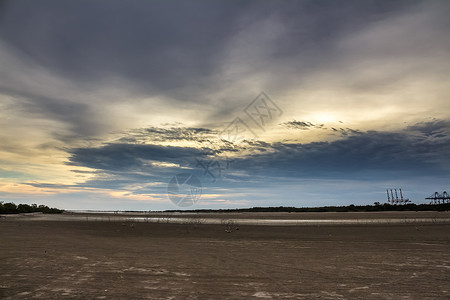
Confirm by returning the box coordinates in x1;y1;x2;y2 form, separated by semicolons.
165;203;450;213
0;202;64;214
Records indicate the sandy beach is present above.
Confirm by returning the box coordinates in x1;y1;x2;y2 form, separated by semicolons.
1;212;449;299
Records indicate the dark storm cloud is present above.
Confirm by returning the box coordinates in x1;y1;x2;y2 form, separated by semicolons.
0;0;246;96
68;143;204;172
64;120;450;191
0;0;425;98
234;121;450;179
61;141;220;193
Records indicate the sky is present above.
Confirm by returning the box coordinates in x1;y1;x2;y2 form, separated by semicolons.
0;0;449;210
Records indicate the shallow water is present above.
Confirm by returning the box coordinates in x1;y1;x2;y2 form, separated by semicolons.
125;217;450;225
6;213;449;225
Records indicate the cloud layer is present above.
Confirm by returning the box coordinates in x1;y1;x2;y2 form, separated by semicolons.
1;0;449;209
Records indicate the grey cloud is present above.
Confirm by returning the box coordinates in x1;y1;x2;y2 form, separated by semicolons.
233;121;450;179
280;120;361;136
64;120;450;192
114;125;243;156
0;0;244;96
281;120;323;130
330;127;362;136
0;87;105;141
2;0;448;135
1;0;434;100
65;141;224;192
119;126;217;143
406;120;450;137
68;143;204;172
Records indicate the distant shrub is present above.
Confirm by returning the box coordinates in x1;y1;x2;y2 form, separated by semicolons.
165;203;450;213
0;202;64;214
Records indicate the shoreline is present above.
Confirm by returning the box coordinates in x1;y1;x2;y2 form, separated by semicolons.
2;211;450;225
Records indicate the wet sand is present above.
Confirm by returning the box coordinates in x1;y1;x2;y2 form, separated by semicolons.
5;210;450;224
1;212;449;299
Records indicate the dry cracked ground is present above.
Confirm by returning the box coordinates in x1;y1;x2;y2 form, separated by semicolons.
0;212;449;299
